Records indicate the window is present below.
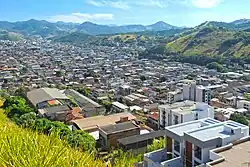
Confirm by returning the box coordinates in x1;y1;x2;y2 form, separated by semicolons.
195;113;198;120
174;140;180;153
194;145;202;160
174;115;179;125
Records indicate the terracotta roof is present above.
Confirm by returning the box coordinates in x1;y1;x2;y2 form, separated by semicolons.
149;112;159;121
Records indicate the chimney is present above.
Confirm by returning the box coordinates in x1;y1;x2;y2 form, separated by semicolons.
120;116;129;123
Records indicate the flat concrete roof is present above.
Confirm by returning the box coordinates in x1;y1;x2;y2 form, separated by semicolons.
166;118;220;137
187;121;248;142
187;124;231;141
211;141;250;167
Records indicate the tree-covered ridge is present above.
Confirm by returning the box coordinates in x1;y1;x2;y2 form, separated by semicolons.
0;30;22;41
166;27;250;58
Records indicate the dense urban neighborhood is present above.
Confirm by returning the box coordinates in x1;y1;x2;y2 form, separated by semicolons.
1;18;250;167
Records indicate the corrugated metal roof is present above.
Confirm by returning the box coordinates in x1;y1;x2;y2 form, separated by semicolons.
27;88;69;106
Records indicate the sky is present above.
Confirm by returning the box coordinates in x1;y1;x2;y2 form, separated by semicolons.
0;0;250;27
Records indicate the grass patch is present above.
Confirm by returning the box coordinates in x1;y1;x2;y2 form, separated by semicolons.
0;110;105;167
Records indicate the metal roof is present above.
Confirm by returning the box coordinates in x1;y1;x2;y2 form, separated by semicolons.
100;121;139;135
27;88;69;106
117;130;165;146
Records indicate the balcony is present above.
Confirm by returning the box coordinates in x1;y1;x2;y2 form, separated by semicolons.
144;149;182;167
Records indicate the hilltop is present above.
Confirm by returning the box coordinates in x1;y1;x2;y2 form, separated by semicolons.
0;19;181;37
142;25;250;65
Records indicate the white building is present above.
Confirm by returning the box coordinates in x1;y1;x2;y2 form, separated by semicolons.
167;90;183;104
143;118;249;167
158;101;214;129
183;82;196;101
112;101;129;113
183;84;224;104
237;100;250;111
195;85;211;104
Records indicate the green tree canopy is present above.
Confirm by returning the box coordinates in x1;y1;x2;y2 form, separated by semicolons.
66;130;96;152
3;96;34;118
230;113;249;126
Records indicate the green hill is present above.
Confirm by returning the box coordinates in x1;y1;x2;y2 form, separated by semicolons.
0;30;22;41
166;27;250;57
52;32;93;43
0;109;105;167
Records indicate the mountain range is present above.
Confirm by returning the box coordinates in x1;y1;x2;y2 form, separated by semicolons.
0;19;180;37
143;19;250;65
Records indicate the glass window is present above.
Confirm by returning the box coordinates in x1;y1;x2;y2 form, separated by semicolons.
194;145;202;160
174;115;179;125
174;140;180;153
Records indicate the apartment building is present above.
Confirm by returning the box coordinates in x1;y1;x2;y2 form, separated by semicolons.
143;118;249;167
183;84;224;104
237;100;250;112
167;90;183;104
158;101;214;129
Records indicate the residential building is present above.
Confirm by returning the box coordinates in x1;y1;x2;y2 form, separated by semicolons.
183;82;196;101
183;84;224;104
118;130;165;154
206;136;250;167
27;88;83;121
99;121;140;149
147;112;159;130
167;90;183;104
143;118;249;167
118;85;131;96
27;87;69;109
112;101;129;113
124;93;150;107
70;112;136;132
237;100;250;112
158;101;214;129
64;89;106;117
196;85;212;104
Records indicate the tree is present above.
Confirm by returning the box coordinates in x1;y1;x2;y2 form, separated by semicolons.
55;71;62;77
15;112;37;128
159;76;167;83
230;113;249;126
67;95;79;107
65;130;96;152
14;86;28;98
100;100;112;113
147;138;165;152
244;93;250;101
77;87;91;97
3;96;34;118
206;62;227;73
140;75;146;81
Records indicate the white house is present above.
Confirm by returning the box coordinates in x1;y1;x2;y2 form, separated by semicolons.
143;118;249;167
158;101;214;129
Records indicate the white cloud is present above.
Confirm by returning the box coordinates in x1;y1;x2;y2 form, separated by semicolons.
86;0;103;7
135;0;167;8
85;0;223;9
191;0;222;8
48;13;114;23
86;0;130;10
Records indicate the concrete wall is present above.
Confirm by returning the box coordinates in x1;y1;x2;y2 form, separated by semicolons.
106;128;140;148
161;157;182;167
